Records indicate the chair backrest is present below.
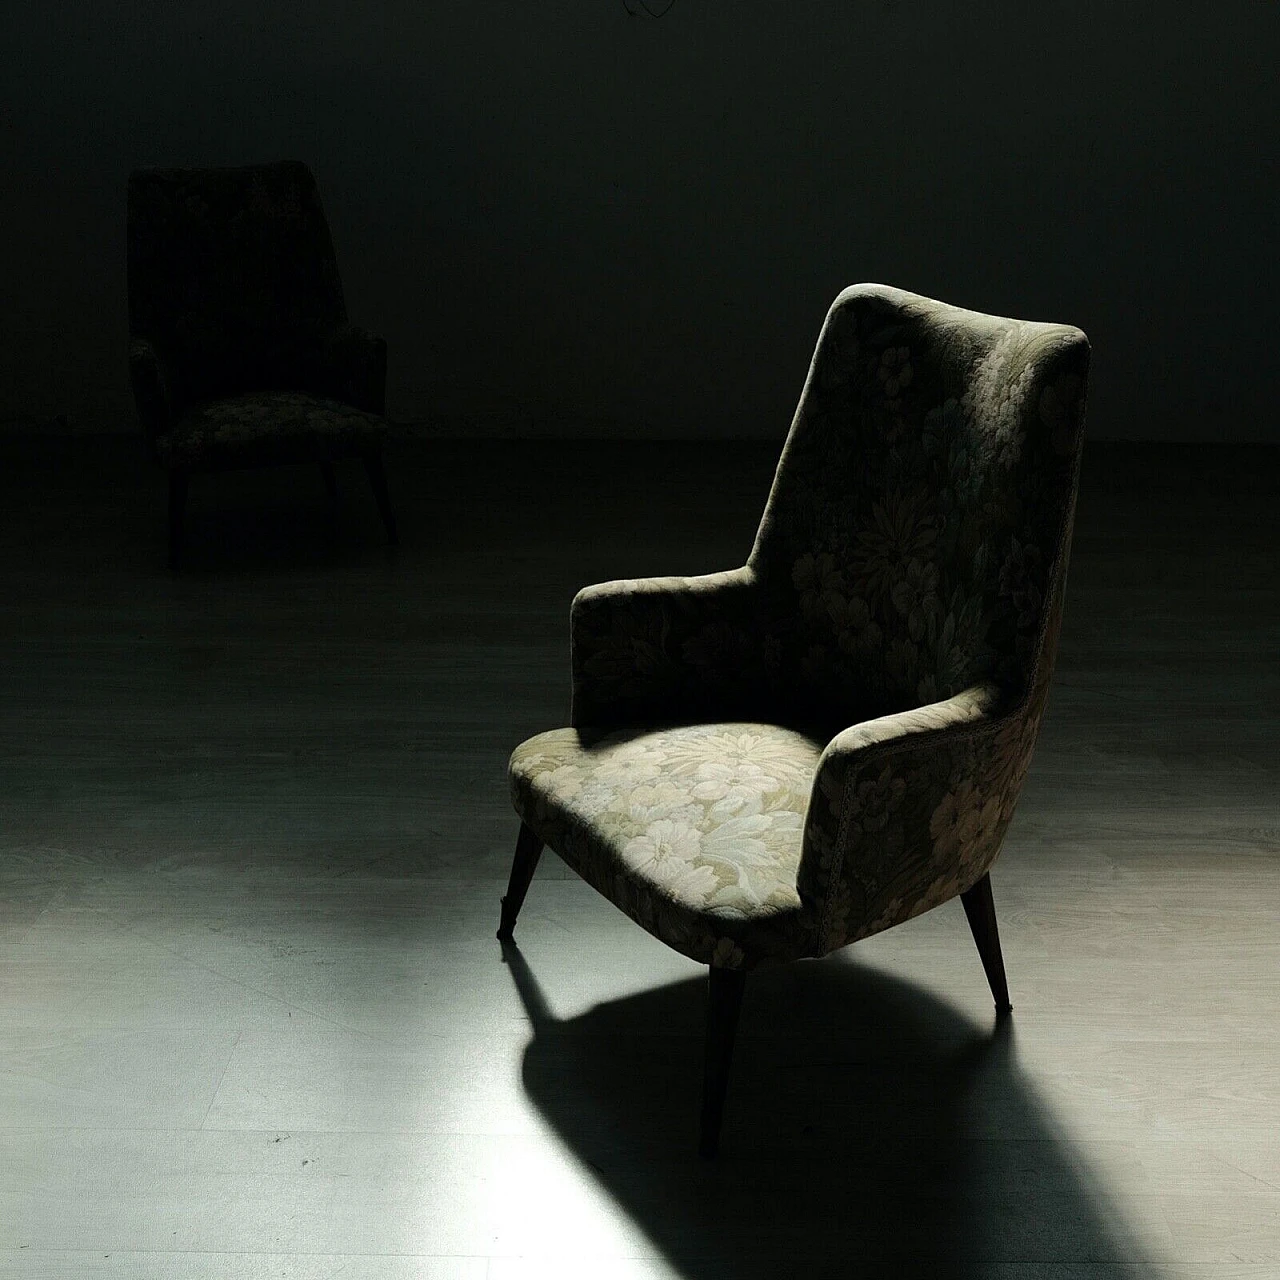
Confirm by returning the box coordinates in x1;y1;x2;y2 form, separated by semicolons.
127;161;348;404
750;284;1089;728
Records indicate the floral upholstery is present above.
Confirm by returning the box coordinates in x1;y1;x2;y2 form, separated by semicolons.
153;391;386;470
127;161;387;467
510;723;825;969
510;284;1090;970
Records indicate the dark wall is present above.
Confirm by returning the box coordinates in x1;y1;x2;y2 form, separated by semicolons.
1;2;1274;438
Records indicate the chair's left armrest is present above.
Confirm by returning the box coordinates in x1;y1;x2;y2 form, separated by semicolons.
128;337;178;454
570;567;769;728
319;326;387;415
798;682;1038;954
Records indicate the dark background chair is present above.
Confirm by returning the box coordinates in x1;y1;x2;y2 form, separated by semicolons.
127;160;397;566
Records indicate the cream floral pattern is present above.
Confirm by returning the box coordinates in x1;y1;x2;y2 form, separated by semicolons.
153;391;386;468
511;285;1090;971
510;723;825;968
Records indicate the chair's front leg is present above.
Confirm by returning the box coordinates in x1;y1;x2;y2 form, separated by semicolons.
960;872;1013;1014
699;965;746;1158
497;823;544;942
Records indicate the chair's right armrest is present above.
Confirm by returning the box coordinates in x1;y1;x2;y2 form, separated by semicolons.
128;337;177;452
570;567;768;728
798;682;1033;955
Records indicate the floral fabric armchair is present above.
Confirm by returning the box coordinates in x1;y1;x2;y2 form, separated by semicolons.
127;161;397;565
500;284;1090;1155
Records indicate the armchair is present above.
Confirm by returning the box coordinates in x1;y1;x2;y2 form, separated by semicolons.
127;161;398;565
502;284;1090;1155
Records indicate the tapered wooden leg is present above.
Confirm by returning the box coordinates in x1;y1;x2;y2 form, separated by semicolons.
167;470;188;569
319;460;339;501
363;449;398;545
699;965;746;1158
961;872;1013;1014
497;823;544;941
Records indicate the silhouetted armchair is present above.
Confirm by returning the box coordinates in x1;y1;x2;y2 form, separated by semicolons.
127;161;398;565
500;284;1090;1155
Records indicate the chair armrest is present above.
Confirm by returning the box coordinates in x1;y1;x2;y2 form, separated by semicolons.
128;337;179;451
570;567;771;728
318;326;387;415
798;681;1038;954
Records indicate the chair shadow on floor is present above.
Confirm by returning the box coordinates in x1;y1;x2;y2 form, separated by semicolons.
502;941;1169;1279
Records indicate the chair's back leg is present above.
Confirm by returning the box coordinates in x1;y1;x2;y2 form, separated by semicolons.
699;965;747;1158
960;872;1013;1014
362;449;398;545
167;470;188;569
497;823;544;941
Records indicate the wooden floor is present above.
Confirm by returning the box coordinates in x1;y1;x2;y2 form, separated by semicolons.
0;434;1277;1279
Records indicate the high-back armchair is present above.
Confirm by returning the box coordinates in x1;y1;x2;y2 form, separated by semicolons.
501;285;1090;1155
127;161;397;565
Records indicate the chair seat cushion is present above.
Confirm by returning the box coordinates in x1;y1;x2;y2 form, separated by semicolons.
155;391;385;469
509;722;827;969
